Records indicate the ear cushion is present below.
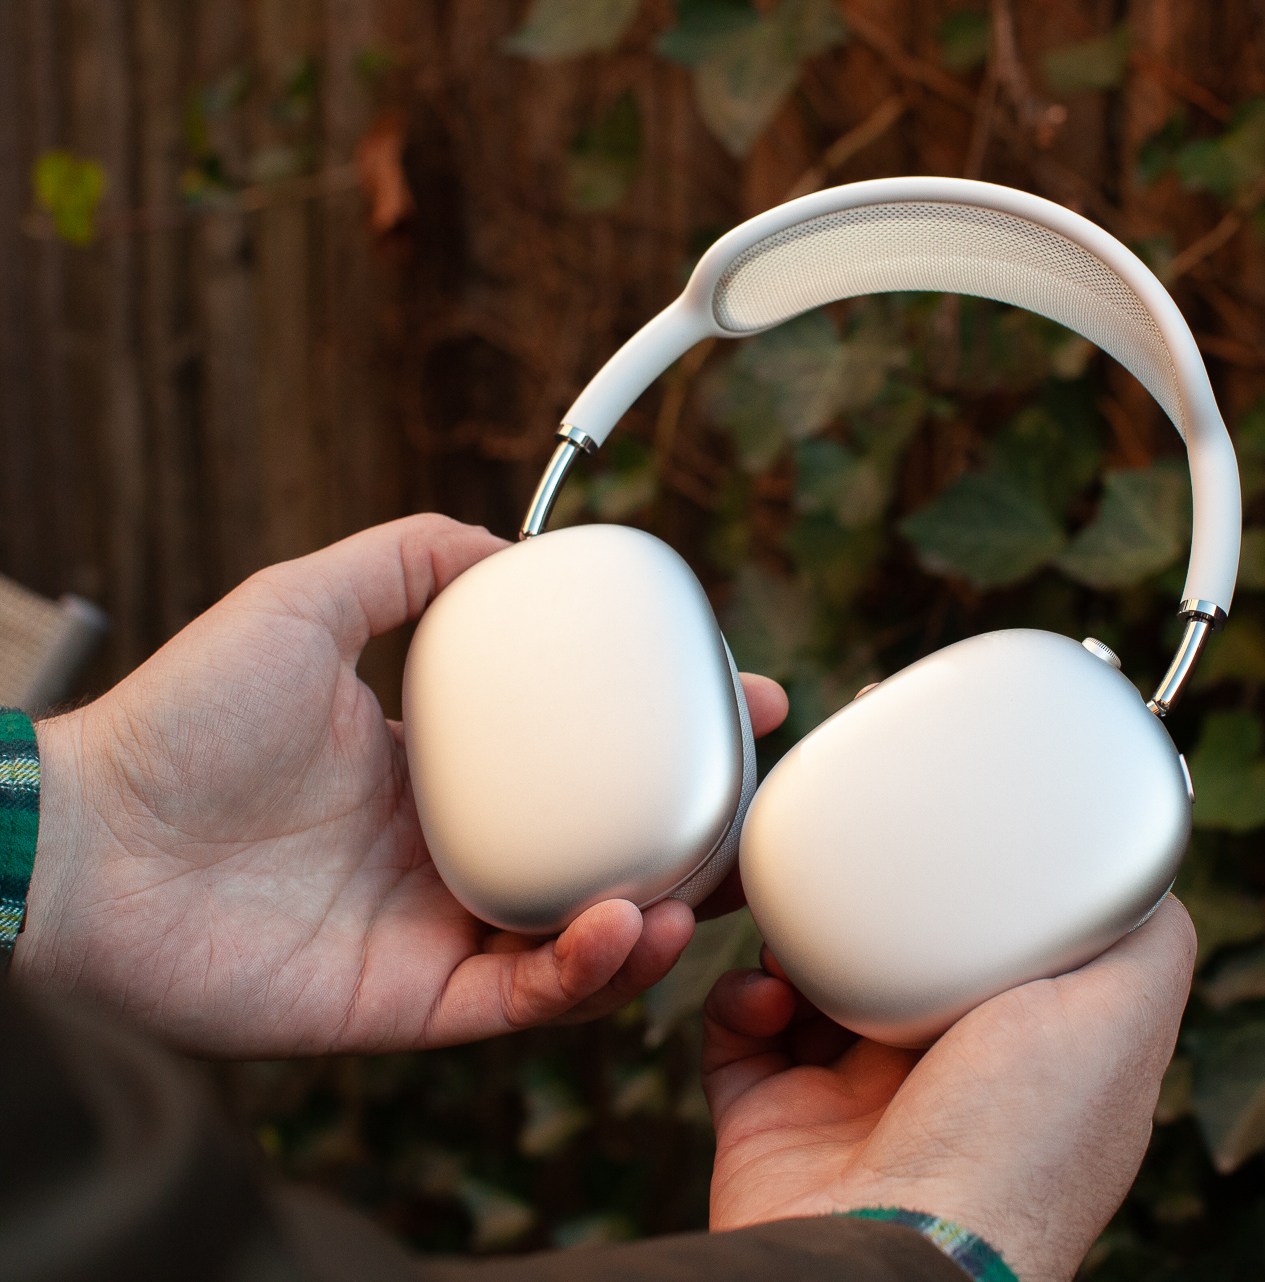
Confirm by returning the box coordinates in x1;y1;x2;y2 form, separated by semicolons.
667;639;757;908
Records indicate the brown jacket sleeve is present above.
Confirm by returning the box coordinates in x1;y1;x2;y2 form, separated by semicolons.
0;986;968;1282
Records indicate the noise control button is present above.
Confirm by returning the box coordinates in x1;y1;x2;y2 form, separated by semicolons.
1082;637;1122;669
1179;754;1195;804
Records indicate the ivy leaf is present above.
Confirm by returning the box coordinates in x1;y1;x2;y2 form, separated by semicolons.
1202;944;1265;1010
518;1073;589;1157
1237;528;1265;592
937;10;990;74
1186;713;1265;833
1234;398;1265;503
704;311;847;470
722;564;819;679
1042;24;1131;93
1176;100;1265;200
1056;463;1189;589
657;0;759;64
794;438;888;528
32;150;106;246
669;0;846;156
504;0;641;59
643;911;763;1046
1180;876;1265;966
900;469;1066;589
1191;1018;1265;1173
457;1178;536;1250
987;402;1103;516
1155;1056;1194;1124
1193;620;1265;689
1137;111;1189;186
566;91;643;212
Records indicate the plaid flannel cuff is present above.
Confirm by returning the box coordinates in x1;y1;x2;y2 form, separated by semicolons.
843;1207;1020;1282
0;708;39;968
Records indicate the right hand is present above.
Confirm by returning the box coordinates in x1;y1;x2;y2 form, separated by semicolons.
703;896;1197;1282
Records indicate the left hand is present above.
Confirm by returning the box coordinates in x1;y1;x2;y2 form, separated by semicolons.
18;515;788;1057
703;896;1197;1282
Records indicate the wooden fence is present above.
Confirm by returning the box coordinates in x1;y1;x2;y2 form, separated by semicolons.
1;0;1263;710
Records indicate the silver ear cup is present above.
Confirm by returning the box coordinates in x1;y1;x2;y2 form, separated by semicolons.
404;525;750;935
667;640;757;908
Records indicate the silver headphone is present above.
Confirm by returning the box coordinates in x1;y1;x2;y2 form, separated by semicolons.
403;177;1241;1046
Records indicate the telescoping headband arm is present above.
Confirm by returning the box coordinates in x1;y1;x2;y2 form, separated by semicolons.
522;177;1241;717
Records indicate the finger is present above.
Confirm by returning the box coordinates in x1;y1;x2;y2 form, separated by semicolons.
552;897;696;1024
739;674;789;739
428;899;645;1043
269;514;509;656
702;969;797;1120
1046;894;1196;1071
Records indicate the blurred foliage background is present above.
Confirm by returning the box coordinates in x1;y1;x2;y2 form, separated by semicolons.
4;0;1265;1276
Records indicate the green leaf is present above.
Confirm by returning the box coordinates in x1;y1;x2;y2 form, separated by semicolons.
1176;100;1265;199
1181;877;1265;965
1042;23;1131;93
1193;619;1265;688
1191;1018;1265;1172
278;55;319;124
457;1178;536;1250
784;516;885;612
1056;462;1189;589
1155;1055;1194;1124
565;90;643;212
794;438;888;528
1238;528;1265;592
518;1074;589;1157
504;0;641;59
937;10;990;73
1137;111;1189;186
900;469;1066;589
1201;945;1265;1009
657;0;759;64
704;311;847;470
643;911;763;1046
722;564;819;679
609;1065;669;1117
552;1214;635;1248
32;150;106;246
1186;712;1265;833
987;402;1103;515
682;0;846;156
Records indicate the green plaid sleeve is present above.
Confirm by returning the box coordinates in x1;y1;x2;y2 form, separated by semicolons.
844;1208;1020;1281
0;708;39;969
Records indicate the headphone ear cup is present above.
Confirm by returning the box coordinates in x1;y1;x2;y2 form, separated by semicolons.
667;639;756;908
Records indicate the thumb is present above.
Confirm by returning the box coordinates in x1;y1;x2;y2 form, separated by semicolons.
262;514;508;660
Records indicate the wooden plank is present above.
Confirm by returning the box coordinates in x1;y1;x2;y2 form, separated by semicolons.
252;0;328;566
136;0;207;638
190;0;265;590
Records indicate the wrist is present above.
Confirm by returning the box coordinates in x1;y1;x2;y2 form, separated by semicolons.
843;1208;1020;1282
13;710;92;982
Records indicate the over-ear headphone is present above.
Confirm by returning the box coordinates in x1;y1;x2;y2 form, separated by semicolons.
402;177;1241;1047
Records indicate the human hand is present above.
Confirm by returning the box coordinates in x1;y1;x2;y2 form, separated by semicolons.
18;515;789;1057
703;896;1196;1282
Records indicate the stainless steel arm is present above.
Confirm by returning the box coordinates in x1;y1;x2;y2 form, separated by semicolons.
519;425;597;540
1148;600;1228;717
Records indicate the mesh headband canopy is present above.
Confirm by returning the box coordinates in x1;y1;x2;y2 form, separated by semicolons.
554;179;1239;614
711;201;1185;438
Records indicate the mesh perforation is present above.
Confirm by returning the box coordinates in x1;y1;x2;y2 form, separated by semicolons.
712;201;1184;436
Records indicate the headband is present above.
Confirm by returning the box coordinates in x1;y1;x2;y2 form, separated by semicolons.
521;177;1241;716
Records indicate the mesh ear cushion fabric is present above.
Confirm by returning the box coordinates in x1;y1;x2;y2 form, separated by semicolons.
668;641;757;908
